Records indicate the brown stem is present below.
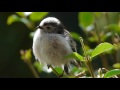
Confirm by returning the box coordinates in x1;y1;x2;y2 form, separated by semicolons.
79;37;95;78
94;21;101;43
94;21;109;69
26;61;40;78
85;58;95;78
105;12;110;25
100;54;109;69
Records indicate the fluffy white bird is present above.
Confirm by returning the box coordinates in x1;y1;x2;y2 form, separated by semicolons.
32;17;80;74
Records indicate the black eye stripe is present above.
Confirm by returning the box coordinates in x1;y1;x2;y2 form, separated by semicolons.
46;26;51;29
44;22;57;27
36;26;43;29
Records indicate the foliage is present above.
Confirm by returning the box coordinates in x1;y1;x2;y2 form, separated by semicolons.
91;42;114;58
6;12;120;78
104;69;120;78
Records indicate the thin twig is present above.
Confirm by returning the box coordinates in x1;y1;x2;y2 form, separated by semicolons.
94;21;101;43
85;56;95;78
26;61;40;78
94;20;109;69
79;37;95;78
105;12;110;25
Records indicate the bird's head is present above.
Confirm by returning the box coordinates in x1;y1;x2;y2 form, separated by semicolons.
37;17;65;34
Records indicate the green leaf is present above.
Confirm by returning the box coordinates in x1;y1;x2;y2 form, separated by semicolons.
70;32;81;41
79;12;94;29
88;36;98;42
20;49;32;62
71;67;83;74
24;49;32;61
106;24;120;31
64;52;84;61
34;61;43;73
101;32;112;42
7;14;20;25
16;12;25;17
104;69;120;78
20;18;33;29
113;63;120;69
94;12;102;17
30;12;49;21
54;67;63;75
7;14;33;29
91;42;114;58
105;24;120;34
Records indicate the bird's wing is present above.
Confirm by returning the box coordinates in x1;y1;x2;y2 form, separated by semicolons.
63;29;77;52
63;29;81;69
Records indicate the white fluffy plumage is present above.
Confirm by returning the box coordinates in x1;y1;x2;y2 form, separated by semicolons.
32;17;80;74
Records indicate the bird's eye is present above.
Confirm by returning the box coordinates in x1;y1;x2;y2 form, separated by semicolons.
46;26;51;29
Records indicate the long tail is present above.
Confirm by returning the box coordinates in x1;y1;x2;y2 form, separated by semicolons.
64;60;81;74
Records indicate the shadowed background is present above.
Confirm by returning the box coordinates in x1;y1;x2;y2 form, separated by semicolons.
0;12;120;78
0;12;84;78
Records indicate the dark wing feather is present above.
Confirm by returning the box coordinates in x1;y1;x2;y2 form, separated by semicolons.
63;29;81;68
63;29;77;52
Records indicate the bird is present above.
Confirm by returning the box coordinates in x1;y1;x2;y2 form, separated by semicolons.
32;17;80;75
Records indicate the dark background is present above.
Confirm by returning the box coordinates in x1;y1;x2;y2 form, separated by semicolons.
0;12;84;78
1;12;119;78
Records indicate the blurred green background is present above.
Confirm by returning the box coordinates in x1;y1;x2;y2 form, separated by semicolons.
0;12;120;78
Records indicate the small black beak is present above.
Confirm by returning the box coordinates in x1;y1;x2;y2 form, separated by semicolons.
36;26;43;29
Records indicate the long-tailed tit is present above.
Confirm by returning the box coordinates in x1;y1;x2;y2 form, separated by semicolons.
32;17;80;74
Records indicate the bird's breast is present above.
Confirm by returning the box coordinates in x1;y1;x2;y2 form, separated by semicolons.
33;31;72;66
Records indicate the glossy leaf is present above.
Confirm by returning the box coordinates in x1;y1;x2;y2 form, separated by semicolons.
7;14;33;29
91;43;114;58
105;24;120;34
16;12;25;17
64;52;84;61
70;32;81;41
104;69;120;78
30;12;49;21
79;12;94;29
7;14;20;25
